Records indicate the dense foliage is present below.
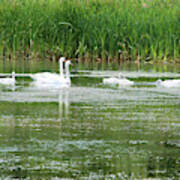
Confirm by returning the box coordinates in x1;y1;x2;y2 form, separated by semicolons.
0;0;180;61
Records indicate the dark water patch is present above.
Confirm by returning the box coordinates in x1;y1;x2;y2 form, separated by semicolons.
1;59;180;73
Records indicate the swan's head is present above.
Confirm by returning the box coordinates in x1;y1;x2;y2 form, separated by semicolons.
65;60;73;67
59;57;65;63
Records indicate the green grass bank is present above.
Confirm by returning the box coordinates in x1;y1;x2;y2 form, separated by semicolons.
0;0;180;62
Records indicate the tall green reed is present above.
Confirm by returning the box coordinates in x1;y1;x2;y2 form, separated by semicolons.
0;0;179;62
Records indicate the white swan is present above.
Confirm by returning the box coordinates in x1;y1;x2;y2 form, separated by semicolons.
30;57;65;83
156;79;180;88
0;72;15;86
31;57;72;88
103;73;134;86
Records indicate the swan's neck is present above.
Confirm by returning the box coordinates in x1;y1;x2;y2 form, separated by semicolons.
60;60;64;77
65;64;70;79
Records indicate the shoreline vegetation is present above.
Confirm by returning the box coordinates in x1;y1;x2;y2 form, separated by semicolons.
0;0;180;63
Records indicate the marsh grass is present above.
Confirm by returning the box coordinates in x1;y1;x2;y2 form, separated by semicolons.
0;0;179;62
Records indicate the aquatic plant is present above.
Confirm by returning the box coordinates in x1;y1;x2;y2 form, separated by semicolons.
0;0;179;62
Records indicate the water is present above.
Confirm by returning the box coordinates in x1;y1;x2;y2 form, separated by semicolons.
0;60;180;179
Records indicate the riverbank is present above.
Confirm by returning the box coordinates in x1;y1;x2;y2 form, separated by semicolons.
0;0;179;62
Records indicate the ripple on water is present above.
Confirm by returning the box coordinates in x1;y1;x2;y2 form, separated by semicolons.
0;71;180;179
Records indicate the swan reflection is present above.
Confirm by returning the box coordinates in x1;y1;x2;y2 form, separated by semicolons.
58;89;70;120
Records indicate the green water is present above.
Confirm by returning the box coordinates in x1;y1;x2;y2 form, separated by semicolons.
0;61;180;179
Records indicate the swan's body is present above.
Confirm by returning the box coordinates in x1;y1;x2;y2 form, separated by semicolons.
156;79;180;88
31;57;65;82
0;72;15;86
103;78;134;86
103;73;134;86
31;72;66;84
31;57;72;88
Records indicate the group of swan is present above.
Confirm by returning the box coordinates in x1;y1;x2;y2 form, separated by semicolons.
0;57;180;88
103;73;180;88
0;57;72;88
104;76;180;88
30;57;72;88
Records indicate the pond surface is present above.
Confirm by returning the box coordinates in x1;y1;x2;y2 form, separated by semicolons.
0;60;180;179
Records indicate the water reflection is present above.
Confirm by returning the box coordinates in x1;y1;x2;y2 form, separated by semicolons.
0;61;180;179
58;89;70;120
147;154;180;178
1;59;180;73
0;84;15;92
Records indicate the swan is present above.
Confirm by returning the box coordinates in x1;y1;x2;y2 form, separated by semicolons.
156;79;180;88
103;73;134;86
31;58;72;88
30;57;66;83
0;71;15;85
